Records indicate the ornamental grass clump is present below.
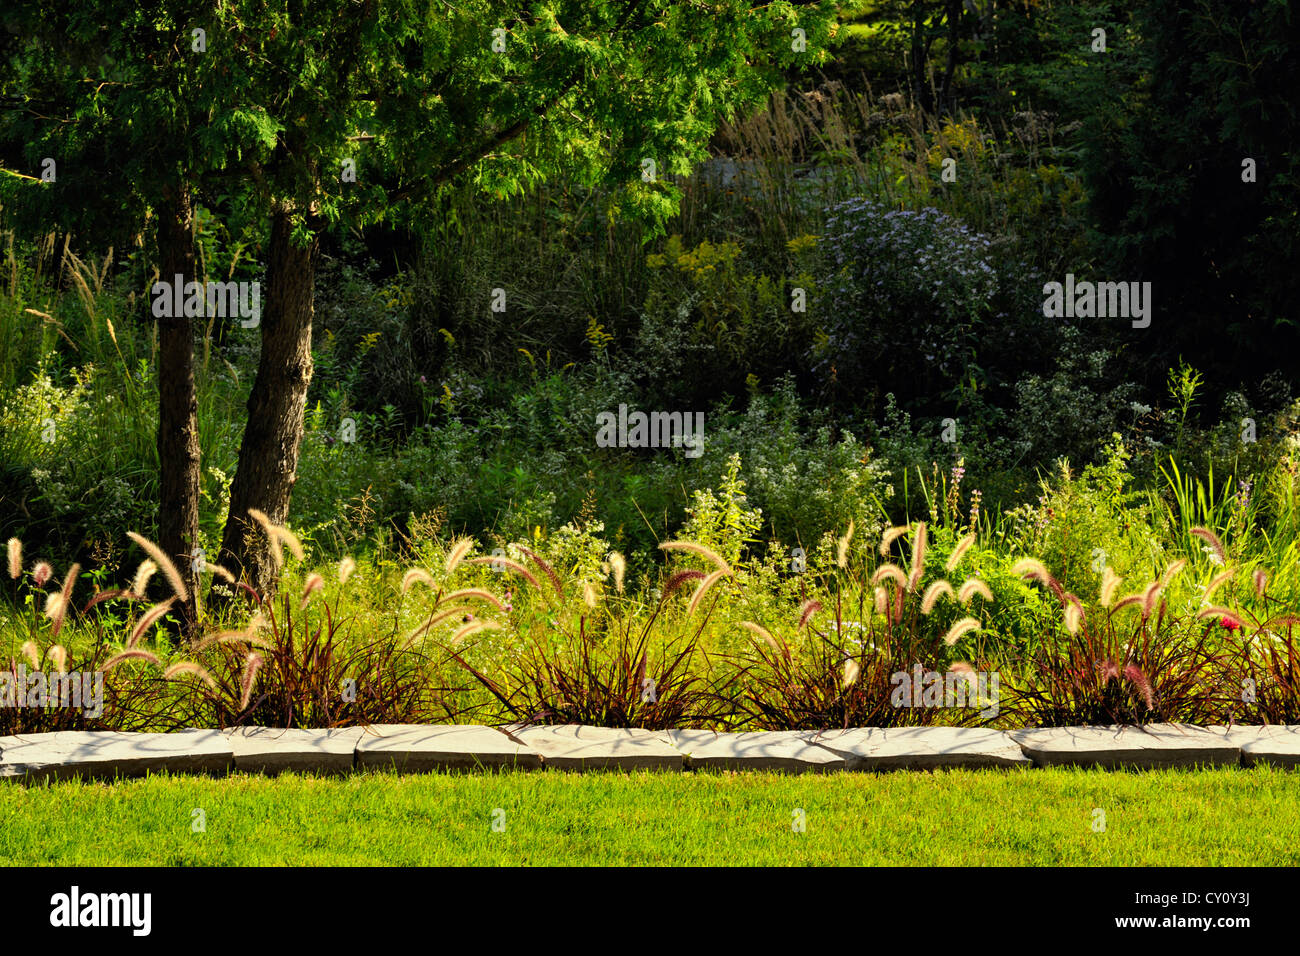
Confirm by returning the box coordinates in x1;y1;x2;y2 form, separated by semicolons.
736;523;999;730
1004;555;1234;727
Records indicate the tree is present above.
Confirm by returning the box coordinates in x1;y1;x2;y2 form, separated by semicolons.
5;1;836;604
1085;0;1300;396
0;2;229;630
194;0;836;596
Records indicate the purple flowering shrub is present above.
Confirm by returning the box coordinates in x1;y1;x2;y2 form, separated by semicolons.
814;199;1020;409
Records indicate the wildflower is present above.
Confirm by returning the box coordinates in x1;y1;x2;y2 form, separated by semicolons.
1221;616;1241;631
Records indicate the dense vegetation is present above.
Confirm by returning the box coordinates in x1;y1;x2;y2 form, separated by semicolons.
2;0;1298;732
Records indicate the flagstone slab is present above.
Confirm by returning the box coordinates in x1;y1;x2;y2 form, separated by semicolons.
1233;726;1300;768
354;724;541;772
666;729;844;772
0;730;232;782
1010;724;1240;769
810;727;1032;770
505;724;682;771
222;726;365;775
1202;724;1294;752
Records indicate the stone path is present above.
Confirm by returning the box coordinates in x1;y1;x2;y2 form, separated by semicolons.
1;723;1297;781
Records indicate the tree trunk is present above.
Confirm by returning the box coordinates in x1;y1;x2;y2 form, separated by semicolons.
910;0;933;115
156;187;201;632
214;201;318;598
939;0;963;114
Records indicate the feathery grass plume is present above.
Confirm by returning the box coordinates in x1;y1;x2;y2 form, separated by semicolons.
43;592;65;621
443;537;475;575
518;545;563;595
240;652;264;709
1197;606;1245;628
49;563;80;638
32;561;52;588
1159;558;1187;589
300;573;324;608
583;582;598;608
7;537;20;579
942;617;981;646
1011;557;1050;586
20;641;40;669
127;532;189;601
948;661;977;693
401;568;436;595
921;580;954;614
798;599;822;629
660;540;731;574
608;552;627;593
687;568;730;617
842;657;861;689
836;519;855;568
441;589;508;613
1100;566;1123;607
908;522;928;590
48;645;67;674
957;578;993;604
1141;580;1163;619
337;557;356;585
1190;526;1227;565
131;559;158;598
246;611;268;632
191;630;275;654
274;521;305;562
1110;593;1145;613
210;564;236;583
1124;664;1155;710
740;620;781;652
662;568;706;601
879;524;910;558
246;508;298;572
873;586;888;615
450;619;500;647
945;534;976;573
870;563;908;589
1063;601;1083;635
466;555;541;589
127;598;176;649
80;588;136;616
1253;568;1269;598
1203;568;1235;602
402;606;476;649
1011;557;1064;601
104;649;161;670
164;661;219;693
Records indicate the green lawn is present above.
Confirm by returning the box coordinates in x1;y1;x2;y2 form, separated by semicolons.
3;766;1298;866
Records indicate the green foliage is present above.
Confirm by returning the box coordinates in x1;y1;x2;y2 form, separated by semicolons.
637;235;818;403
680;455;763;569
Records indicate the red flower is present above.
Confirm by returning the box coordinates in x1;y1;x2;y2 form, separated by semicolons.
1220;616;1241;631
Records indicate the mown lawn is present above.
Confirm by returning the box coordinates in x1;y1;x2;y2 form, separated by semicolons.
2;766;1298;866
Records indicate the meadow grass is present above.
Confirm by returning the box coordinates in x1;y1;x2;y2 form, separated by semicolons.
2;765;1297;866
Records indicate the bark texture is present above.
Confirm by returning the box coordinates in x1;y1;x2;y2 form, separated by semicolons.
215;201;319;597
155;187;201;631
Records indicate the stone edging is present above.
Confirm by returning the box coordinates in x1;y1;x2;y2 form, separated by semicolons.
1;723;1298;782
